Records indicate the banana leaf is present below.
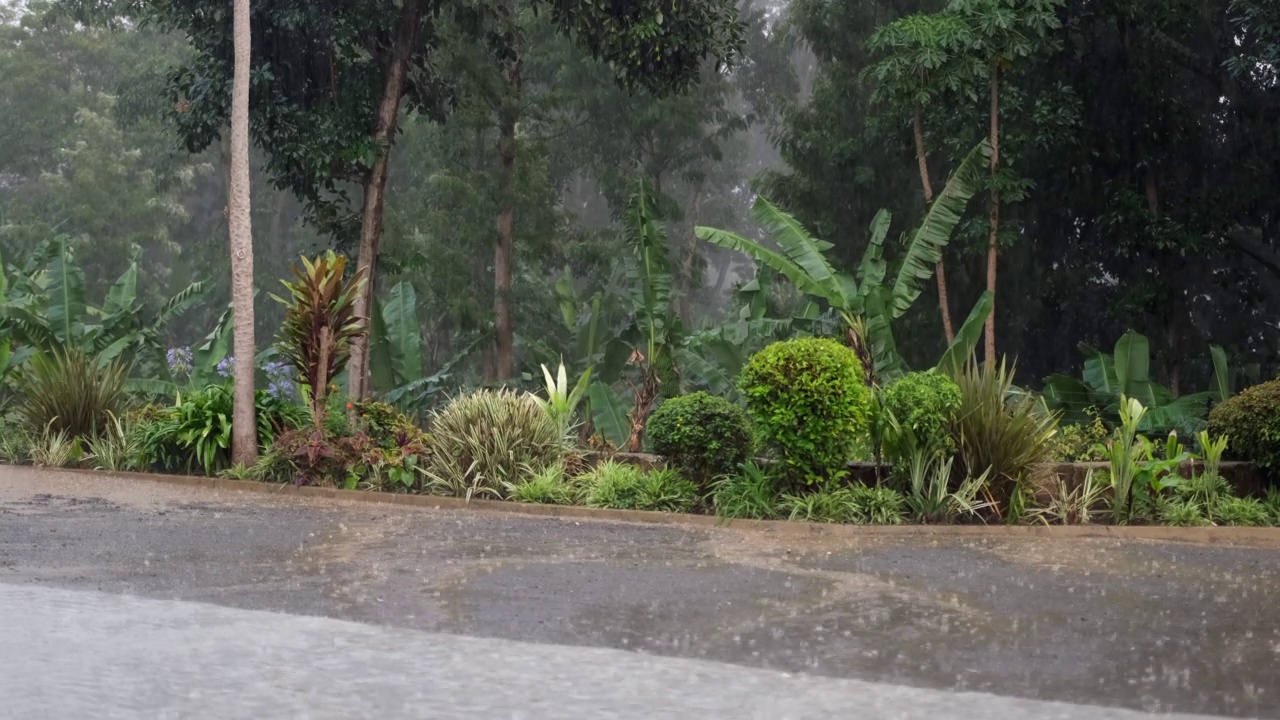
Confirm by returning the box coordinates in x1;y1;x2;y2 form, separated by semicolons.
1113;329;1156;406
368;295;396;392
1142;392;1213;435
382;281;423;385
889;140;992;319
936;291;993;379
1079;343;1119;399
1210;345;1231;402
103;261;138;317
856;209;890;291
697;225;839;306
750;196;847;304
1040;373;1094;425
587;381;630;447
45;236;85;344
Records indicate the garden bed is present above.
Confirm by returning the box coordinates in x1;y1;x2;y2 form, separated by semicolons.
12;464;1279;543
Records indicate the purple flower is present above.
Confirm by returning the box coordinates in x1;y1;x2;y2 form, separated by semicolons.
216;356;236;378
166;346;193;379
263;359;296;400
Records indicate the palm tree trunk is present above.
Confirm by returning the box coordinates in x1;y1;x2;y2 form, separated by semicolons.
493;0;520;381
913;104;954;345
228;0;258;466
347;0;422;400
984;65;1001;367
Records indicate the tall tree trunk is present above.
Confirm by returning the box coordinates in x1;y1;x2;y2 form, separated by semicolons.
493;1;521;381
913;104;954;345
228;0;258;466
347;0;421;401
677;183;705;324
984;66;1001;366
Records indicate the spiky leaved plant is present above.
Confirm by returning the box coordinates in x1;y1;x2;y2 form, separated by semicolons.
272;252;367;430
18;346;128;440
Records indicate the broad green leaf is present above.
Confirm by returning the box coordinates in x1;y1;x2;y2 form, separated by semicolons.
104;262;138;317
383;281;423;384
368;295;396;392
696;227;837;305
151;281;206;330
1113;330;1155;406
1041;373;1094;424
1142;392;1213;435
46;236;86;344
97;335;134;367
1210;344;1231;402
193;304;233;383
937;291;993;379
1079;343;1118;398
126;377;179;398
554;267;578;330
856;209;890;292
677;343;741;401
587;381;630;447
861;289;907;382
750;196;844;299
889;140;991;319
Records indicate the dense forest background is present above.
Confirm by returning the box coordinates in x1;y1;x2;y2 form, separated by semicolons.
2;0;1278;396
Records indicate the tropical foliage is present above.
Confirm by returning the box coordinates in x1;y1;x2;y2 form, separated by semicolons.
272;251;368;427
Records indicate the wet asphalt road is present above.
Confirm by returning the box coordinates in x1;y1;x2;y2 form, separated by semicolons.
2;466;1279;718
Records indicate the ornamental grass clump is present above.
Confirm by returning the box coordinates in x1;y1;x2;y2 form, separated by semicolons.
422;389;574;500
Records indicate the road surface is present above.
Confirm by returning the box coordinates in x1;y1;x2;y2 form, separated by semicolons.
1;466;1277;718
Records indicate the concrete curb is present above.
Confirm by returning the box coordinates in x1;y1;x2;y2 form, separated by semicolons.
11;464;1280;545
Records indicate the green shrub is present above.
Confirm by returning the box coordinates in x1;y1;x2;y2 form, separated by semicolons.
900;453;995;524
739;338;871;485
422;389;572;500
881;372;961;460
509;463;576;505
951;359;1057;517
1045;413;1110;462
1214;496;1271;527
712;461;780;519
851;484;906;525
0;418;33;464
576;461;698;512
134;384;305;475
1158;498;1209;526
28;426;83;468
578;460;646;509
635;467;699;513
646;392;753;484
1265;488;1280;525
777;484;905;524
85;413;141;471
778;487;865;523
352;400;426;449
18;347;129;439
1208;379;1280;473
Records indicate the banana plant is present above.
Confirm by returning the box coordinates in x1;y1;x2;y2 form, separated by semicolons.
695;140;992;384
0;236;205;379
1041;329;1230;434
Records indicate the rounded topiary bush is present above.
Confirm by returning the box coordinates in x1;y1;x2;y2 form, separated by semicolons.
646;392;753;485
1208;379;1280;473
881;371;962;459
738;337;872;484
